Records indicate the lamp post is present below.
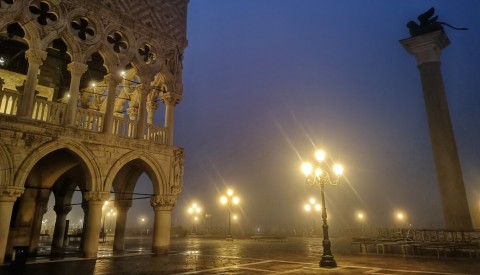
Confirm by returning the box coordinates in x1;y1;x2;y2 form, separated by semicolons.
301;150;344;268
220;188;240;240
187;203;202;234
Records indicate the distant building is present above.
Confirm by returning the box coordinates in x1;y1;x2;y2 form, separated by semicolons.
0;0;188;262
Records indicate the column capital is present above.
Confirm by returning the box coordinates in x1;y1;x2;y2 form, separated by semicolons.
0;186;24;202
67;62;88;76
126;107;138;117
25;49;48;65
104;73;122;86
83;191;110;203
53;205;72;215
160;92;182;106
150;195;177;211
400;30;450;66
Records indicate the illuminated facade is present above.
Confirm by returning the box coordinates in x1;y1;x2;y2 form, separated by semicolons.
0;0;188;262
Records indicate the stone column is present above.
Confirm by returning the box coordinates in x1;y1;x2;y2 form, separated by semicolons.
135;83;150;139
146;101;157;124
51;205;72;254
113;201;131;251
401;30;473;230
102;74;121;135
82;192;108;258
0;187;23;263
80;201;89;250
29;200;48;255
18;49;47;118
65;62;88;126
160;93;182;146
150;195;176;254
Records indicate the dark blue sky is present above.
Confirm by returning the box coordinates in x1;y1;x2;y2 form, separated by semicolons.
169;0;480;231
46;1;480;232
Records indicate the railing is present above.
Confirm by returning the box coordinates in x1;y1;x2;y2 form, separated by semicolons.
0;89;20;116
32;98;66;125
145;124;167;144
112;116;136;138
75;108;104;132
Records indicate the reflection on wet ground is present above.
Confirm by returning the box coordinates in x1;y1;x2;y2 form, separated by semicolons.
2;237;480;274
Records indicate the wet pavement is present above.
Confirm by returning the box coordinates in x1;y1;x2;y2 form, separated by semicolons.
1;237;479;274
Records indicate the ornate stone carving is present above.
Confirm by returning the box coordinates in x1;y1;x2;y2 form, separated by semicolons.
67;61;88;76
171;148;183;195
160;92;182;106
0;186;24;202
53;204;72;215
25;49;48;65
150;195;176;211
29;1;58;26
83;191;109;202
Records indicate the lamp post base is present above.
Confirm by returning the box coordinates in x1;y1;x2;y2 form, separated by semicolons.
319;255;337;268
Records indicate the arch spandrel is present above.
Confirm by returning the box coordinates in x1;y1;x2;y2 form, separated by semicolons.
104;151;166;196
13;139;102;191
0;142;14;187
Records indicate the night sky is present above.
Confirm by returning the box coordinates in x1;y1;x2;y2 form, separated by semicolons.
47;1;480;233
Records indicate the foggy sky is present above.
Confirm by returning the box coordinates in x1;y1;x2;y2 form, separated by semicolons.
46;0;480;232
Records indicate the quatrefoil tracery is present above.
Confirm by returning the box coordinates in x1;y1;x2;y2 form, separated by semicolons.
29;1;58;26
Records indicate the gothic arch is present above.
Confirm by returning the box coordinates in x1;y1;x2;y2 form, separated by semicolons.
0;142;14;186
104;151;166;195
13;139;102;191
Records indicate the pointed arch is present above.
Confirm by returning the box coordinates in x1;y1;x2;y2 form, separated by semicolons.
13;139;102;191
0;142;14;186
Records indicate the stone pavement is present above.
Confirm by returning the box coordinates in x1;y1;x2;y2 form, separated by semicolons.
1;237;479;274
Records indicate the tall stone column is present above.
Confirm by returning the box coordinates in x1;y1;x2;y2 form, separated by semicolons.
102;74;121;135
136;83;150;139
401;30;473;230
113;201;131;251
160;93;182;146
0;187;23;263
51;205;72;254
65;62;88;126
18;49;47;118
82;192;108;258
150;195;176;254
29;200;48;255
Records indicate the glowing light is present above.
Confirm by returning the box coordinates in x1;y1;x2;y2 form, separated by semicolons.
301;162;313;176
227;189;234;196
315;150;326;162
120;70;126;76
91;82;96;87
333;164;344;175
309;198;316;204
357;212;365;220
232;197;239;205
304;204;312;212
314;204;321;212
315;168;322;177
220;196;227;205
233;215;238;220
0;57;4;66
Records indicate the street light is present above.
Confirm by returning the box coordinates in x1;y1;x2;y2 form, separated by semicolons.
187;203;202;234
304;198;322;236
301;149;344;268
220;188;240;240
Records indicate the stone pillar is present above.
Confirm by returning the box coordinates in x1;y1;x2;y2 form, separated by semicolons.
136;83;150;139
80;201;89;250
150;195;176;254
401;30;473;230
29;200;48;255
18;49;47;118
0;187;23;263
82;192;108;258
51;205;72;254
65;62;88;126
102;74;121;135
160;93;182;146
113;201;131;251
146;100;157;124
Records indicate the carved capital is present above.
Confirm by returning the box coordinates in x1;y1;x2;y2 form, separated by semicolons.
53;205;72;215
25;49;47;65
150;195;177;211
160;92;182;106
0;186;24;202
104;73;122;87
67;62;88;76
126;107;138;117
147;101;158;112
400;30;450;66
83;191;110;202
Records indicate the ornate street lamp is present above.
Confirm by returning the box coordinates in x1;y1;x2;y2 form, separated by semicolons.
220;188;239;240
187;203;202;234
301;150;344;268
